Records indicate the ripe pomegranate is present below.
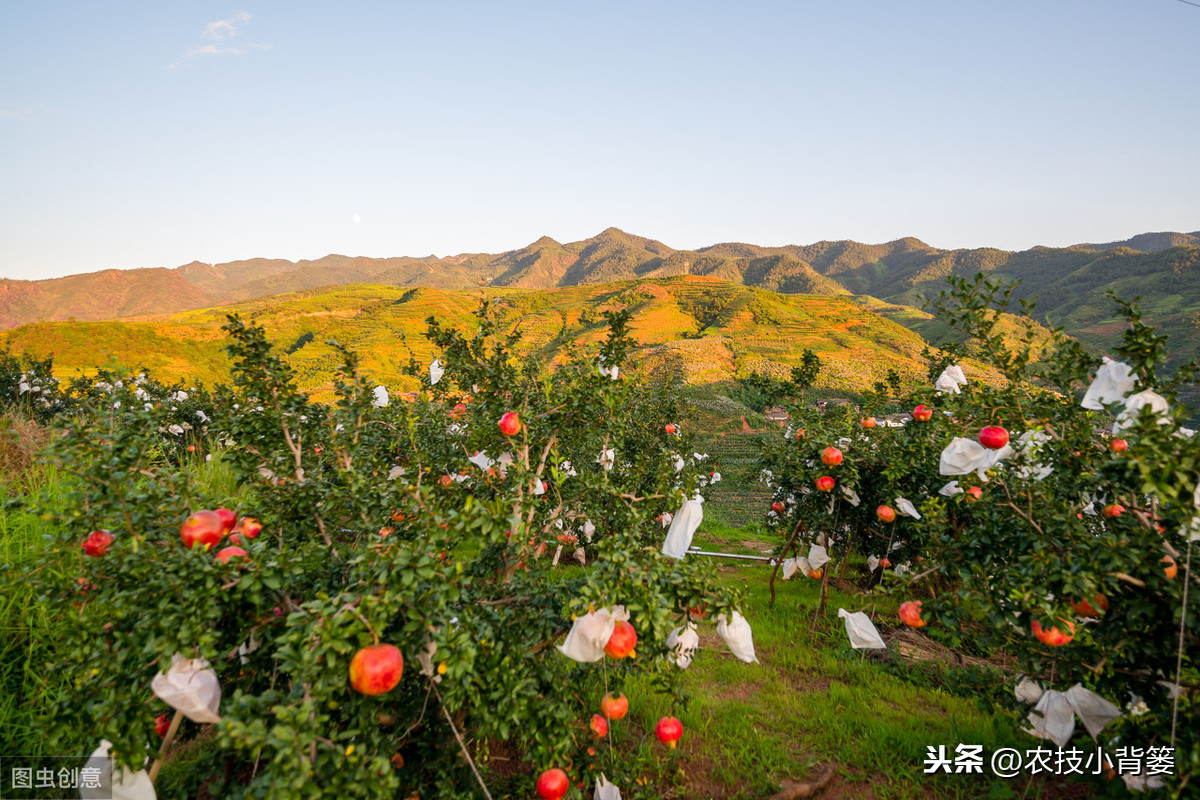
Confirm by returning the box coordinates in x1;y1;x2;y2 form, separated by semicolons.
1031;619;1075;646
655;716;683;749
861;417;877;428
794;428;806;439
498;411;521;436
349;644;404;695
604;621;637;659
240;517;263;539
215;546;247;564
899;601;925;627
589;714;608;738
536;768;569;800
876;505;896;523
1071;593;1109;617
180;510;225;549
809;568;824;580
665;423;677;434
439;475;453;488
820;446;843;466
815;476;835;492
1109;438;1128;452
964;486;983;502
154;713;171;738
600;692;629;720
771;501;784;514
912;405;933;422
1102;503;1125;519
879;558;892;569
82;530;115;557
978;425;1010;450
214;508;237;534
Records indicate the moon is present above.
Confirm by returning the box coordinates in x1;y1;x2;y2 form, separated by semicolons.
352;214;362;224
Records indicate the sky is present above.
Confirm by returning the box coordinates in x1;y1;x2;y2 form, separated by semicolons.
2;1;1198;280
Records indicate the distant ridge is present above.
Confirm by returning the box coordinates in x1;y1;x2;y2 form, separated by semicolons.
1;227;1197;366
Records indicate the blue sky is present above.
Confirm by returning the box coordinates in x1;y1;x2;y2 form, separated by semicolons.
2;1;1198;280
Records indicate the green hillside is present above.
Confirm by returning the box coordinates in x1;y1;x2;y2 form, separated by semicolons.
0;277;943;399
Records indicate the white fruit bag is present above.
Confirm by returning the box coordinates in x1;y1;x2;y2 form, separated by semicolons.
867;555;880;572
781;557;811;580
894;497;922;520
939;437;1011;481
79;740;156;800
1080;356;1136;410
807;544;830;571
661;499;703;559
716;610;758;663
666;623;700;669
371;386;389;407
1065;684;1122;739
935;364;968;394
558;606;628;663
594;774;622;800
429;359;444;385
939;480;964;496
150;653;221;723
1114;389;1171;434
1014;676;1044;705
837;608;886;650
1024;689;1075;748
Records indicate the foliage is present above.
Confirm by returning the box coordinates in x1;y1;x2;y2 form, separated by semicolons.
17;305;740;798
733;350;822;412
758;274;1200;792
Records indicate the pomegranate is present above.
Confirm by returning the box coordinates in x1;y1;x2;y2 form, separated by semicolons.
348;644;404;695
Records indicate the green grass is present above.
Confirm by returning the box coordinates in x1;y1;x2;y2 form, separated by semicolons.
603;526;1098;799
0;463;72;756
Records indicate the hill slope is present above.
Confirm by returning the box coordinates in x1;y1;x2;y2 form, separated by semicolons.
3;227;1197;364
0;277;939;398
0;269;215;328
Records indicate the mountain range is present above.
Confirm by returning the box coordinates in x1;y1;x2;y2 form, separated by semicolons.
1;227;1197;394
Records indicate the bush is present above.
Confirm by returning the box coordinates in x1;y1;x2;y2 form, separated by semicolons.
758;275;1199;792
20;304;741;798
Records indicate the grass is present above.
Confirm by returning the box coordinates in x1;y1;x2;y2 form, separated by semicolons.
0;462;72;756
603;525;1102;799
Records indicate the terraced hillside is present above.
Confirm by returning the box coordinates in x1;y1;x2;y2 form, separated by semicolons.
693;430;776;528
1;277;942;399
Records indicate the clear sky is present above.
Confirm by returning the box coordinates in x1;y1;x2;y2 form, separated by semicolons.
2;1;1198;280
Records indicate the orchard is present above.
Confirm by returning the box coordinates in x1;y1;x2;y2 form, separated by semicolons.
9;305;749;799
758;276;1199;793
1;276;1197;797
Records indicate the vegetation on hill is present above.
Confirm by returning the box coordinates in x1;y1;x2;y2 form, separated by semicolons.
5;228;1197;369
0;278;949;400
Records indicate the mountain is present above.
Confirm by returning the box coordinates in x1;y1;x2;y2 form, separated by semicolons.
0;268;214;329
1070;231;1200;252
2;227;1197;366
